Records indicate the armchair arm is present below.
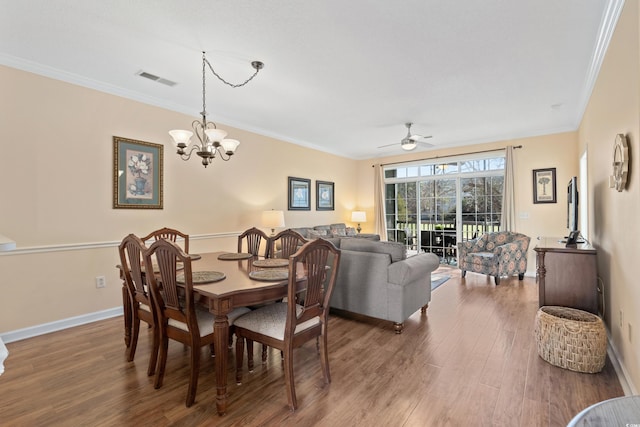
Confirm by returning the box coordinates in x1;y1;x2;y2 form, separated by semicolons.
457;238;481;257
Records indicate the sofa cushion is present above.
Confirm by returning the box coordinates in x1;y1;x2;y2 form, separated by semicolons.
340;238;406;262
345;227;357;236
330;227;347;237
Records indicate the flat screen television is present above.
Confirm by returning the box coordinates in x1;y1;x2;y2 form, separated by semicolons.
567;176;579;232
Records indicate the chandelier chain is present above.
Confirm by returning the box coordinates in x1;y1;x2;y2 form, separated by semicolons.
203;57;262;88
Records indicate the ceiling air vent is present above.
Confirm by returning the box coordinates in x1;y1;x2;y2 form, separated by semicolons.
135;70;177;87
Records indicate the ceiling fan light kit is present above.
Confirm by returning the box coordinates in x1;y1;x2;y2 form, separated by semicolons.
378;122;433;151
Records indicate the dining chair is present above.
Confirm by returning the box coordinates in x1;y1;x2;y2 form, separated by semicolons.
269;229;307;259
118;234;158;376
234;238;341;410
143;238;249;407
142;227;190;253
238;227;270;257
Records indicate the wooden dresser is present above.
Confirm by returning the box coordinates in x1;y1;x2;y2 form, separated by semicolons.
534;237;598;314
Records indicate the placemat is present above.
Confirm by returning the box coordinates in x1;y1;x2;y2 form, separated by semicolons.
252;258;289;268
176;271;226;284
249;269;289;282
189;253;202;261
218;252;254;260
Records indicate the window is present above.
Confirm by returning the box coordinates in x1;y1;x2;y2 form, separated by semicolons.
384;153;505;263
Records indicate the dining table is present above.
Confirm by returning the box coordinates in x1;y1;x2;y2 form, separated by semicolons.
120;250;305;416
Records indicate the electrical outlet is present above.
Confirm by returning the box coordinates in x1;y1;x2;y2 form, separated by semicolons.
619;309;623;328
95;276;106;288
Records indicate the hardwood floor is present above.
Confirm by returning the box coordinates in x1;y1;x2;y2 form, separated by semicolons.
1;267;623;426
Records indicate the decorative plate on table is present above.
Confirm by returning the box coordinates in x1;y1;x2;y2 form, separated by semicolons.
218;252;254;260
252;258;289;268
249;269;289;282
176;271;226;284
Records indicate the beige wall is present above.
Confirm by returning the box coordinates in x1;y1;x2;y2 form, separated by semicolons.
355;132;579;275
0;65;359;332
578;0;640;392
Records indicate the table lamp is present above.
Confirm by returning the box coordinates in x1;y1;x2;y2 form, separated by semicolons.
262;210;285;236
351;211;366;234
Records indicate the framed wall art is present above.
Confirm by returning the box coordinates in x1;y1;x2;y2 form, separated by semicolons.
316;180;334;211
113;136;163;209
288;176;311;210
532;167;556;204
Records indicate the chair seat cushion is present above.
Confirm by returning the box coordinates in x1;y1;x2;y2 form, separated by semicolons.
168;307;251;336
233;303;319;341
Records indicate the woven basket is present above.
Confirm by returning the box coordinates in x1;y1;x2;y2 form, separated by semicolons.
534;306;606;373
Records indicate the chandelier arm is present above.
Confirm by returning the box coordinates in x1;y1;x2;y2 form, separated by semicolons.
178;145;202;161
216;147;232;161
203;57;262;88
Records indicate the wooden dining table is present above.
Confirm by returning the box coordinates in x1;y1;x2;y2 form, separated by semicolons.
121;251;305;416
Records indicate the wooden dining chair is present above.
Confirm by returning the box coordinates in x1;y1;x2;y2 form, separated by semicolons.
234;238;341;410
269;229;307;259
142;227;190;253
143;238;249;407
238;227;270;257
118;234;159;376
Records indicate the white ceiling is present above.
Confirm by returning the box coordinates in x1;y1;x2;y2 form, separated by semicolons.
0;0;623;159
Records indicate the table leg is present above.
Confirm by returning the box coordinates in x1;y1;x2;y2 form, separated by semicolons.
214;312;230;415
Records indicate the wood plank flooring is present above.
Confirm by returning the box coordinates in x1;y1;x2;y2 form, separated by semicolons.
0;266;623;426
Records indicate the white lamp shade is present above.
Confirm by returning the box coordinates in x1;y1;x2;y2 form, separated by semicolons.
262;210;285;228
220;139;240;154
169;129;193;146
204;128;228;143
351;211;367;222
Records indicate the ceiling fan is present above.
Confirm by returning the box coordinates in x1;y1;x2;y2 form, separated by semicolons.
378;122;433;151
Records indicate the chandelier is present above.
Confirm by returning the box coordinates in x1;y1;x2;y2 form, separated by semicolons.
169;52;264;167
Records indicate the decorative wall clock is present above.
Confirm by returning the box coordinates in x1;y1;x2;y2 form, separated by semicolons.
610;133;629;192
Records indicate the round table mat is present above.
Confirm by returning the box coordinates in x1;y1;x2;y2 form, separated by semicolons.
218;252;254;260
177;271;226;284
253;258;289;268
189;253;202;261
249;269;289;282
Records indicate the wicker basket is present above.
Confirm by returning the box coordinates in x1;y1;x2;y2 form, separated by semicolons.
534;306;606;373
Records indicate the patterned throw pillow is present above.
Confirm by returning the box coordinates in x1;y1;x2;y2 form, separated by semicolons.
345;227;357;236
330;228;347;237
308;229;328;239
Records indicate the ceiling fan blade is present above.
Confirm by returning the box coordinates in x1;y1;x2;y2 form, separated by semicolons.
409;134;433;141
377;142;399;148
417;140;435;147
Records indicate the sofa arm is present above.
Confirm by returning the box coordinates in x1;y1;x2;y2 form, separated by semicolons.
388;253;440;285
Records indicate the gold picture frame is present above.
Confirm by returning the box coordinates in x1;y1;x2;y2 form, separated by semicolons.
113;136;163;209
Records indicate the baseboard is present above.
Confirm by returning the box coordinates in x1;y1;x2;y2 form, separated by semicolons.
606;328;638;396
0;306;123;344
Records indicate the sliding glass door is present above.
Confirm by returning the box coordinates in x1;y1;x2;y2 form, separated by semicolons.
384;154;505;264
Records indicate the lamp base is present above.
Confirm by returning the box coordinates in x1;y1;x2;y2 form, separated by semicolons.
356;224;362;234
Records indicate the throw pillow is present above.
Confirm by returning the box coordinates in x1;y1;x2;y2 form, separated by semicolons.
330;228;346;237
345;227;357;236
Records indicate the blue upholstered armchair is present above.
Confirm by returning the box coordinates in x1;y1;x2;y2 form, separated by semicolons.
457;231;530;285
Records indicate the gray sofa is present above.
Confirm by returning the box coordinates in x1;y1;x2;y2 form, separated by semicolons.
328;238;439;333
290;222;380;241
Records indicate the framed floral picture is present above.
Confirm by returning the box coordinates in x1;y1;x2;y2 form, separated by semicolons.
288;177;311;210
316;180;334;210
532;167;556;204
113;136;163;209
